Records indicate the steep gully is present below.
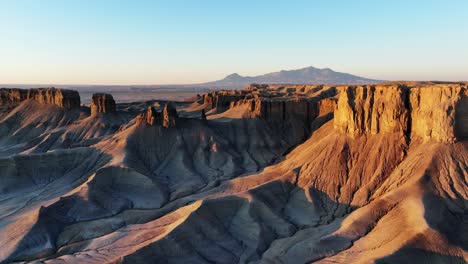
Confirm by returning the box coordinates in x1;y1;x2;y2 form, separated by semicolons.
0;83;466;263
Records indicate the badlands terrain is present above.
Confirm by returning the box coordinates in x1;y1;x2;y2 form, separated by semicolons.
0;82;466;263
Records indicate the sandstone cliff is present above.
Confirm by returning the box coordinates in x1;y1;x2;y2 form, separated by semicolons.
334;85;409;137
0;87;80;109
90;93;116;115
0;82;466;264
317;97;337;117
333;83;467;143
136;102;177;128
136;106;158;126
251;97;317;122
0;88;27;105
203;90;253;112
410;84;467;142
203;86;337;124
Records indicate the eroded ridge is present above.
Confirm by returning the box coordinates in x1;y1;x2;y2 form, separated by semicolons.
0;87;81;109
0;82;466;263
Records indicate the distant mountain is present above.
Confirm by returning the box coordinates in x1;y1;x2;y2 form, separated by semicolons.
200;66;380;88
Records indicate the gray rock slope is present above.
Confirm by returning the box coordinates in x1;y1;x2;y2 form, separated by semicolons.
0;83;466;263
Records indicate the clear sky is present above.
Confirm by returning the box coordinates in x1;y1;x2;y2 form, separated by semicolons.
0;0;467;84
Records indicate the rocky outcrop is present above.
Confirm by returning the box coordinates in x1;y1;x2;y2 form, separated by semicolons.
333;83;467;143
136;103;177;128
90;93;116;115
202;83;466;143
0;88;28;105
455;89;468;140
318;97;337;117
204;87;337;123
0;88;80;109
250;98;317;123
162;102;177;128
0;82;466;264
203;90;254;112
146;106;161;126
334;85;409;137
244;83;269;91
136;106;159;126
27;88;81;109
244;83;332;95
202;93;214;106
410;84;467;142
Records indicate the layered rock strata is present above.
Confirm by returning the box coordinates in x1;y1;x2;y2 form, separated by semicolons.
203;86;337;124
90;93;116;115
0;82;466;263
0;88;27;105
0;87;81;109
410;84;468;142
136;103;177;128
333;83;467;143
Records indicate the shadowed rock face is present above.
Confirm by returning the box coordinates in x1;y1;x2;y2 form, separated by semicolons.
0;87;80;109
136;103;178;128
455;92;468;140
201;109;207;122
205;84;337;121
0;82;466;264
163;102;177;128
90;93;116;115
0;88;28;105
141;106;161;126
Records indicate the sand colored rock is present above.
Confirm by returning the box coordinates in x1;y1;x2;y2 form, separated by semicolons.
0;87;81;109
202;93;214;106
202;85;337;127
136;106;159;126
410;84;467;142
0;82;466;263
136;103;177;128
207;90;253;112
90;93;116;115
146;106;161;126
334;83;468;143
27;88;81;109
334;85;409;137
318;97;337;117
455;88;468;140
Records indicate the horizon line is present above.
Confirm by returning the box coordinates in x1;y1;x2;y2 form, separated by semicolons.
2;80;468;87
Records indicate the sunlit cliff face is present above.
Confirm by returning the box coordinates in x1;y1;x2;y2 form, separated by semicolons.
0;82;466;263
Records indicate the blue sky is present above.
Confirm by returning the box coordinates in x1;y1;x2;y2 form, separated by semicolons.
0;0;467;84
